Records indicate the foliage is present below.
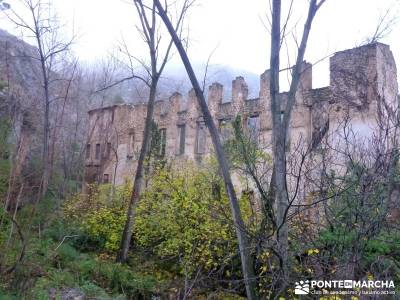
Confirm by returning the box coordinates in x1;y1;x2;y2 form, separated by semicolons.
135;164;254;278
223;116;271;169
1;197;157;299
19;241;157;299
315;162;400;282
61;162;257;295
0;207;11;246
146;120;167;170
64;183;131;252
84;206;127;252
223;116;274;232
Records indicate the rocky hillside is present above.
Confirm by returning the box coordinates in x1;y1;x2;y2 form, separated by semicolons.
0;28;42;96
0;28;43;128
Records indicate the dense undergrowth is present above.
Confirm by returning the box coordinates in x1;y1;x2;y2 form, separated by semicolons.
0;197;159;299
1;162;400;299
0;166;249;299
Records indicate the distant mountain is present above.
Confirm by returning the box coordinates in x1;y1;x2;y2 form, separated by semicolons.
116;63;261;105
158;63;261;101
0;28;44;136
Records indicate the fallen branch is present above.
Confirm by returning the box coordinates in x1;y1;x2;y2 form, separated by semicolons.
54;235;79;252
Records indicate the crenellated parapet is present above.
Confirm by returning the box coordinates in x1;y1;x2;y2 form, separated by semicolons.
232;76;248;104
208;82;223;117
299;61;313;92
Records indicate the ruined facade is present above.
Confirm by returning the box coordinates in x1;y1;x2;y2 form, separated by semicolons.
84;43;398;189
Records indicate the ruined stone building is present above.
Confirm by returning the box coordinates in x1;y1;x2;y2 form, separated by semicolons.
84;43;398;191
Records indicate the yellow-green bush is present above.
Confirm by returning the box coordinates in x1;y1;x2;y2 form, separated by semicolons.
83;206;126;252
63;183;131;252
63;164;255;280
135;165;254;275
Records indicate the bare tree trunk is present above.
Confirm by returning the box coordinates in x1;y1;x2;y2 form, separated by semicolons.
269;0;289;290
49;62;77;191
5;0;75;198
117;79;158;262
42;98;50;196
34;22;51;197
269;0;326;293
154;1;258;299
117;0;181;263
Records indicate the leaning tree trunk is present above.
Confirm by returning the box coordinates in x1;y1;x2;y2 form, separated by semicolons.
154;1;258;299
117;79;158;263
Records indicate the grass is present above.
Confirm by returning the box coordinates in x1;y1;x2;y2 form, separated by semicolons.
0;197;158;300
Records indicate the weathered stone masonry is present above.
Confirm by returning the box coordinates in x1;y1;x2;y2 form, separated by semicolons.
84;43;398;188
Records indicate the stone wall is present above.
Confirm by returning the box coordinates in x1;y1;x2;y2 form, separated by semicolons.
84;43;398;190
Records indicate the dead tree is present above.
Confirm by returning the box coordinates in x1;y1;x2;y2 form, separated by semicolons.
117;0;188;263
269;0;326;291
4;0;75;197
154;1;258;299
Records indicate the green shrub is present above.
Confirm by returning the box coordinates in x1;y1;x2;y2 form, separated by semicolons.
0;289;19;300
0;207;11;246
56;243;81;266
49;269;75;287
76;259;156;298
83;206;126;252
313;163;400;285
42;216;78;242
61;163;254;296
63;184;130;253
135;165;253;276
73;255;98;279
80;281;114;299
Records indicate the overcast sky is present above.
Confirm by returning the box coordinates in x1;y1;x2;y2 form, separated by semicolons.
1;0;400;90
